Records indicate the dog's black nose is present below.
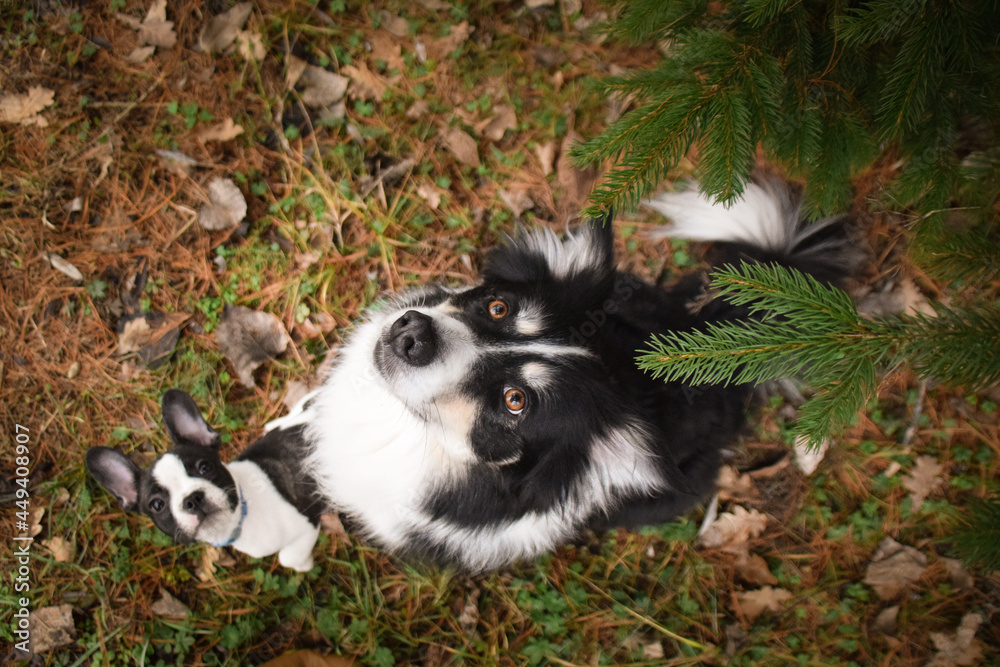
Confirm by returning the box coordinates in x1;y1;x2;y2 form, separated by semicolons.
183;491;205;514
389;310;438;366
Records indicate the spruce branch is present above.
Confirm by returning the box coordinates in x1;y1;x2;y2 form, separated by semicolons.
637;263;1000;447
949;496;1000;573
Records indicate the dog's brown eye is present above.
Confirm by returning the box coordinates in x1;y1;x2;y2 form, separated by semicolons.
149;498;165;513
489;300;508;320
197;461;211;476
504;387;526;415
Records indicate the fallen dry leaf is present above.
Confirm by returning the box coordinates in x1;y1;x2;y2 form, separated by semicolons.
482;104;517;141
902;455;944;512
151;588;191;618
342;63;389;100
29;604;76;653
371;32;406;73
534;141;556;176
320;512;350;543
260;650;355;667
281;380;313;412
155;148;200;174
378;10;409;37
0;86;56;127
118;311;189;367
416;183;443;209
458;589;480;637
793;434;829;475
863;537;927;599
216;305;291;387
199;177;247;230
717;465;758;502
198;2;253;53
443;127;480;167
126;45;156;63
297;65;350;108
901;277;936;317
874;605;899;635
406;100;431;119
929;613;984;667
234;29;266;61
425;20;472;59
642;641;664;660
734;586;793;623
286;55;310;89
46;253;84;282
941;557;974;592
699;505;768;550
137;0;177;48
41;536;74;563
499;187;535;217
735;552;778;587
196;544;234;582
195;118;244;143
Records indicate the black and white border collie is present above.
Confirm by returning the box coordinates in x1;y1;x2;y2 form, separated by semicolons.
254;180;852;572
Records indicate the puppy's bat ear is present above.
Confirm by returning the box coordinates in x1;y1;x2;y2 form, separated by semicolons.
161;389;220;448
86;447;143;512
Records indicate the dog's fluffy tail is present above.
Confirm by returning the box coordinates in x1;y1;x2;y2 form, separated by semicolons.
643;180;855;285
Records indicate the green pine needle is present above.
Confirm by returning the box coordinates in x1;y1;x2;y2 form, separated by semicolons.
949;496;1000;572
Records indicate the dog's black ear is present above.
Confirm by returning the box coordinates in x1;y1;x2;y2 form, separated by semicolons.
485;211;616;285
161;389;220;448
86;447;143;512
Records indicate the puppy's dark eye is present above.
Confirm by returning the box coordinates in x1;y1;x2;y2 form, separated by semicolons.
149;498;165;513
197;461;211;476
488;300;509;320
504;387;526;415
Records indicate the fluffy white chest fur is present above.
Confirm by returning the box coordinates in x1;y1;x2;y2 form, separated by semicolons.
226;461;319;572
272;314;462;549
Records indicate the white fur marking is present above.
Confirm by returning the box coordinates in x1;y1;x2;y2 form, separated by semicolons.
515;302;547;335
642;181;795;251
519;226;606;279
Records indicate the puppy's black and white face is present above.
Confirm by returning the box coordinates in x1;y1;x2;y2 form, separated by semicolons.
86;390;241;545
369;220;635;467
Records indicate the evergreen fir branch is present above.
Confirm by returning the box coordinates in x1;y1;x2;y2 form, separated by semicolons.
804;109;877;218
577;87;708;217
637;263;1000;448
912;229;1000;286
837;0;923;46
876;2;979;139
638;320;844;387
594;60;695;98
603;0;704;45
891;127;960;214
772;90;823;181
891;305;1000;389
741;0;798;29
949;496;1000;572
793;355;876;451
707;263;859;325
740;56;783;138
572;81;702;166
697;88;755;205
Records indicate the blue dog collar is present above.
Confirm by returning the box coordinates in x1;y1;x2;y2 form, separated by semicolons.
211;490;248;547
